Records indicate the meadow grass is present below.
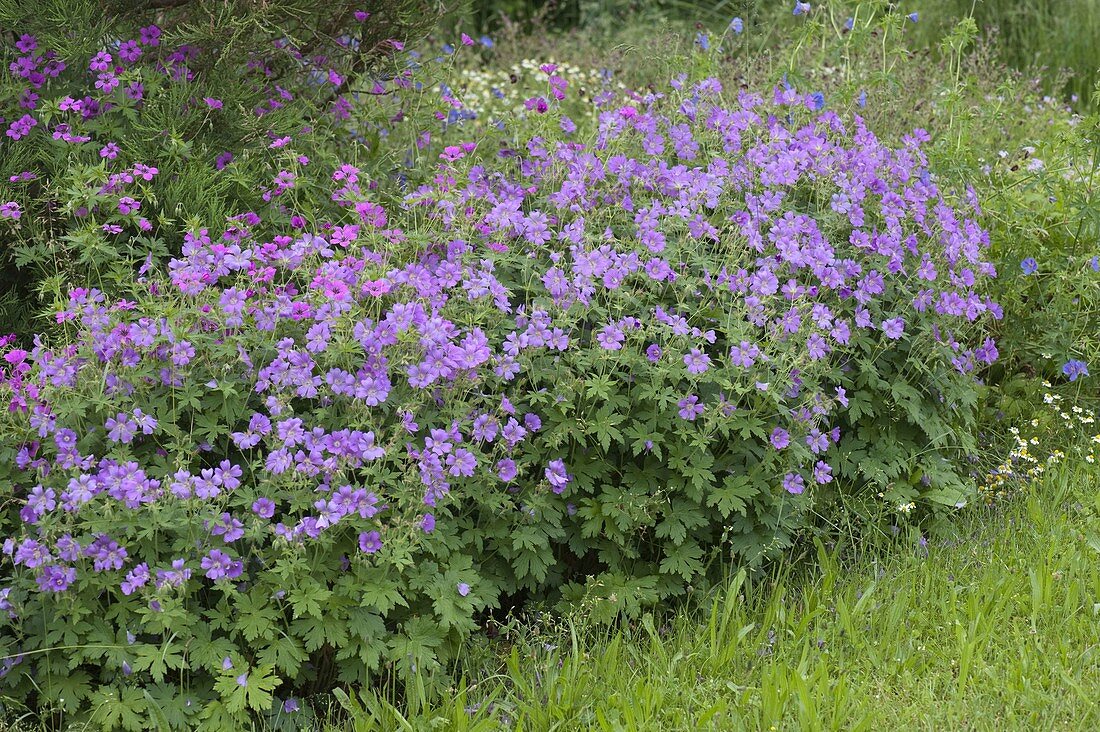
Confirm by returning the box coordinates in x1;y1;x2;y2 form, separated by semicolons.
338;462;1100;730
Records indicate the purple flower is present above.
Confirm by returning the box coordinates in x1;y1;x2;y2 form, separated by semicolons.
677;395;704;421
457;582;471;597
37;565;75;593
646;344;662;362
766;429;791;453
209;512;245;543
200;549;243;581
596;324;625;350
881;318;905;340
283;698;300;713
420;514;436;533
105;413;138;443
545;459;570;494
121;563;150;595
793;2;811;16
497;458;518;482
729;341;760;368
1062;359;1089;381
806;429;829;454
812;461;833;484
683;349;711;374
25;485;55;520
155;559;191;589
252;498;275;519
1020;257;1038;275
782;473;805;495
730;17;744;33
446;448;477;477
139;25;161;46
358;531;382;554
85;535;127;572
806;333;830;360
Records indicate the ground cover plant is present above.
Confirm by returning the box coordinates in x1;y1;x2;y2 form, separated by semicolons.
0;1;1097;729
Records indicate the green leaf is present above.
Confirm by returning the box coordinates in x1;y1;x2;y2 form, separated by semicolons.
215;663;280;714
659;541;705;580
234;588;279;642
91;686;148;732
708;474;759;517
258;634;308;677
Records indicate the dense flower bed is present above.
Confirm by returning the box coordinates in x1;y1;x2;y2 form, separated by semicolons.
0;10;1007;729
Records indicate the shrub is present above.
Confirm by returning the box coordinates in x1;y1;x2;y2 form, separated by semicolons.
0;31;1003;722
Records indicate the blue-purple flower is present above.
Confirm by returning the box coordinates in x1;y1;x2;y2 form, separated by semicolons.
1062;359;1089;381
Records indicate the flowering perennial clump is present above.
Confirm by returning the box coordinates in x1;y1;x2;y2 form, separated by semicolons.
0;18;1005;728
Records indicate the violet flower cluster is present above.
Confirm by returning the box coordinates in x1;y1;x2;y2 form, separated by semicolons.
0;22;1003;712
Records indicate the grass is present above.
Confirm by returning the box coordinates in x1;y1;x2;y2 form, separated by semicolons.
339;463;1100;730
915;0;1100;106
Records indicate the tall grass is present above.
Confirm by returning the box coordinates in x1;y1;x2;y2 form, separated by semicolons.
915;0;1100;106
329;462;1100;730
452;0;1100;106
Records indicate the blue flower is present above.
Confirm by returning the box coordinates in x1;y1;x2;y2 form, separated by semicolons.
479;35;494;48
1062;359;1089;381
793;2;811;16
730;17;744;34
1020;257;1038;275
695;32;710;50
844;16;854;30
1091;256;1099;272
907;12;919;22
442;43;454;55
857;90;867;108
810;92;825;110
